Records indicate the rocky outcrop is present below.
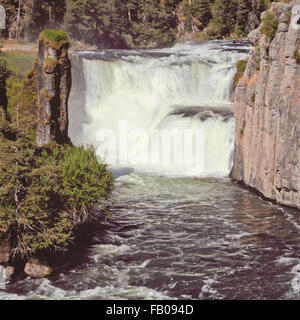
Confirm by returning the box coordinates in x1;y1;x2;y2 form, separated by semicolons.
36;30;72;147
231;1;300;210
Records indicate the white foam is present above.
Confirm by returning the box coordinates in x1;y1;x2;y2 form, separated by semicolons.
199;278;224;300
77;285;173;300
275;256;300;266
70;41;250;177
0;278;172;300
91;244;131;262
291;264;300;292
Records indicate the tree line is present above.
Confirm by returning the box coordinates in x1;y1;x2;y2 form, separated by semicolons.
0;0;273;48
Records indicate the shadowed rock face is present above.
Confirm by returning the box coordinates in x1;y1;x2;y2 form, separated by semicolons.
169;106;233;122
0;78;8;116
231;1;300;210
0;64;9;121
36;32;72;147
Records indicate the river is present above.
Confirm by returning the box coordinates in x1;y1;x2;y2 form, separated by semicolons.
1;41;300;300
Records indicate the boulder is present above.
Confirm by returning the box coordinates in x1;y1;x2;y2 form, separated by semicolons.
24;261;52;278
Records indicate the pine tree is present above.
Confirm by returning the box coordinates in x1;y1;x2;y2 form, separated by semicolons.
64;0;129;48
212;0;238;36
183;0;192;32
191;0;212;28
236;0;251;34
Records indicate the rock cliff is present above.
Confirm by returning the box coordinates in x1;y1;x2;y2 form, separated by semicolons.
36;30;72;147
231;0;300;210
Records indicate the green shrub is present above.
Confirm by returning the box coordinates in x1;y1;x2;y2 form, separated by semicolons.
0;137;114;258
233;59;248;88
237;59;248;74
293;49;300;64
261;13;278;39
255;46;261;71
58;145;114;219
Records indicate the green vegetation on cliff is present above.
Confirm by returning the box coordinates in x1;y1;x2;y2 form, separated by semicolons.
233;58;248;87
293;49;300;64
261;12;279;39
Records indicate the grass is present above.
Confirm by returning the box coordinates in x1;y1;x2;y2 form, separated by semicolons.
2;50;37;117
4;52;36;79
39;30;69;43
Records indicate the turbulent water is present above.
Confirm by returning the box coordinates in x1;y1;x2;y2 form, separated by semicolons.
1;41;300;300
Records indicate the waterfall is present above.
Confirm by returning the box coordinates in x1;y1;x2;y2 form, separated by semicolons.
69;41;251;177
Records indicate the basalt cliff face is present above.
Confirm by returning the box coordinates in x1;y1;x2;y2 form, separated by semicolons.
36;32;72;147
231;1;300;210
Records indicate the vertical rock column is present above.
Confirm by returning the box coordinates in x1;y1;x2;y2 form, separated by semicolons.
36;30;72;147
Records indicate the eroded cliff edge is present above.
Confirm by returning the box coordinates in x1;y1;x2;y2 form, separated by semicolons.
231;0;300;210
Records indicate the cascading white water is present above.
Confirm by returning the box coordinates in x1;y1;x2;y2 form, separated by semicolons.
70;41;251;177
0;266;6;289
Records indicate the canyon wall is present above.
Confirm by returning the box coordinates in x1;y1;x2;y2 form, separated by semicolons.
231;0;300;210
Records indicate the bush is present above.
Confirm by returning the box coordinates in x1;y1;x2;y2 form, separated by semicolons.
233;59;248;88
293;49;300;64
58;145;114;220
261;13;278;39
237;59;248;74
0;137;114;258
